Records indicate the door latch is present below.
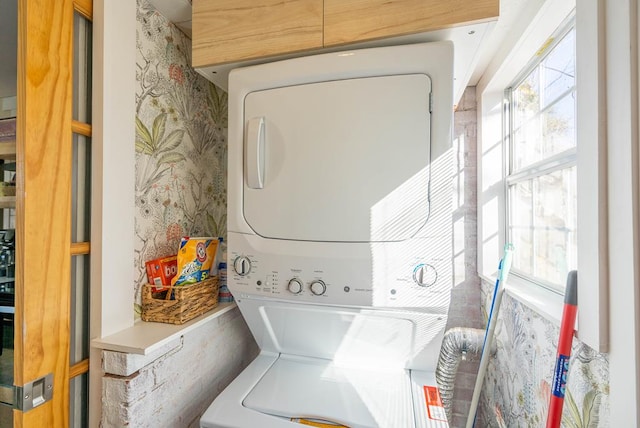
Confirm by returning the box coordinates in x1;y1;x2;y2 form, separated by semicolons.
0;373;53;411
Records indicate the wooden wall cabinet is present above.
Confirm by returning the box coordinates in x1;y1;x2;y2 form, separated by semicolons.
192;0;323;68
324;0;499;46
193;0;498;68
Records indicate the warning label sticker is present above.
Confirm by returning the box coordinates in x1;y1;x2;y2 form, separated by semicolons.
423;386;448;422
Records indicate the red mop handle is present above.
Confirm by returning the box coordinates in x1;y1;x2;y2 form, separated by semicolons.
546;270;578;428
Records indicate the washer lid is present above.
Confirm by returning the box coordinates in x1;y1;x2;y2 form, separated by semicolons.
242;354;415;428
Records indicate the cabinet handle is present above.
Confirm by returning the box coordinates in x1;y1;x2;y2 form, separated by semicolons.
245;117;265;189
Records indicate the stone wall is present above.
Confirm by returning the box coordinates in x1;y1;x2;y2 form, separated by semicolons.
446;87;483;427
101;308;259;428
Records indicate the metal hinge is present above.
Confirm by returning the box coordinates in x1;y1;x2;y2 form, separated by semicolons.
0;373;53;411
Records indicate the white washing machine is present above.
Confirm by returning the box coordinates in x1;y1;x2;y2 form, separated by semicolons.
200;41;454;428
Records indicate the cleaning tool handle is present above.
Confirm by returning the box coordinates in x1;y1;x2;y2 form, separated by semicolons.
466;244;514;428
482;244;514;352
498;244;514;283
546;270;578;428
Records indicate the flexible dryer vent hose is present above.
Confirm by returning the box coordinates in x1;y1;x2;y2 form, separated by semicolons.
435;327;487;424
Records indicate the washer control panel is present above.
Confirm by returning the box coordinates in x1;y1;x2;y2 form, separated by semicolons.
226;234;450;308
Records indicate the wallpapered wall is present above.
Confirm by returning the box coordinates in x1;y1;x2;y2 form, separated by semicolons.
134;0;228;313
478;285;610;427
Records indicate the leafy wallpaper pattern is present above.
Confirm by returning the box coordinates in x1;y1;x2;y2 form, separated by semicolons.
134;0;227;313
478;285;610;427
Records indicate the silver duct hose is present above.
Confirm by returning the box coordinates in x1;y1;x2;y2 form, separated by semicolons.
435;327;487;424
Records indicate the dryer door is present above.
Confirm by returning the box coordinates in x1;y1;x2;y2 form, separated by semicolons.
243;74;432;243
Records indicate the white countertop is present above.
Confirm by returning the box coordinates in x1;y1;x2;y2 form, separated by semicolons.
91;302;237;355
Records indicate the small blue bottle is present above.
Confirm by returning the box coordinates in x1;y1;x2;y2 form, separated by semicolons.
218;262;233;303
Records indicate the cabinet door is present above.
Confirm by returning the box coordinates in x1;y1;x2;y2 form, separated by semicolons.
192;0;323;68
324;0;499;46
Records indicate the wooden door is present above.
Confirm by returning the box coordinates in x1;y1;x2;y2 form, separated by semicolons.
12;0;92;426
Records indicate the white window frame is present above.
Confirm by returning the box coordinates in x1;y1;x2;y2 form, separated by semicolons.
477;0;577;325
478;0;616;353
503;20;577;293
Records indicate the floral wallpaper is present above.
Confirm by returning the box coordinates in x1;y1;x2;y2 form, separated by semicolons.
134;0;227;314
478;284;610;427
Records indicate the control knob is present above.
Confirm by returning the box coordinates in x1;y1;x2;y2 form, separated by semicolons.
233;256;252;276
287;278;303;294
413;264;437;287
309;280;326;296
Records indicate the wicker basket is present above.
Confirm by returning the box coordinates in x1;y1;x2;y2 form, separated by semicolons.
141;277;219;325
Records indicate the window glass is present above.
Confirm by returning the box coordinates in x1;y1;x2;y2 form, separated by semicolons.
509;166;577;286
542;29;575;108
507;24;576;289
70;254;90;364
71;133;91;243
512;27;576;172
69;372;89;428
73;12;92;123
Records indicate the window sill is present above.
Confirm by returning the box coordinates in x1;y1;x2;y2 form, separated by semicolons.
479;273;564;327
91;302;237;355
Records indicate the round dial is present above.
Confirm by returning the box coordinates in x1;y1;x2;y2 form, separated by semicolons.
233;256;252;276
309;280;326;296
287;278;303;294
413;264;437;287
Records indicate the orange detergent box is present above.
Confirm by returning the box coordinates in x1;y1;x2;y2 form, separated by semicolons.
145;255;178;292
171;237;219;286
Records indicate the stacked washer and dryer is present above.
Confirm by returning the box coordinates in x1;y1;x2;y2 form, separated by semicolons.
200;41;454;428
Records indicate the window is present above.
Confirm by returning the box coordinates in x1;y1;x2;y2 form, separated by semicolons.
479;0;609;351
505;23;576;290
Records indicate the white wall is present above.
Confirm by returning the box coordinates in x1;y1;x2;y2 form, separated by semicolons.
91;0;136;425
603;1;640;425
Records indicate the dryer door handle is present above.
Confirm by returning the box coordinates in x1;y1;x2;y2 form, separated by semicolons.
245;117;265;189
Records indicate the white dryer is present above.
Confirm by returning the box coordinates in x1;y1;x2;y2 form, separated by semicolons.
201;41;454;428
